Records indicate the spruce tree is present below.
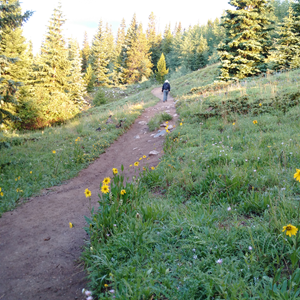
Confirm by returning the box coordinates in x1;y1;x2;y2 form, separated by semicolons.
83;64;95;92
31;4;79;128
155;53;169;83
269;7;300;70
0;0;32;125
166;25;183;72
126;23;153;84
37;4;72;94
193;34;209;70
119;14;138;83
147;12;161;72
89;20;111;86
68;38;86;105
218;0;273;81
162;24;173;56
81;31;90;73
112;18;126;84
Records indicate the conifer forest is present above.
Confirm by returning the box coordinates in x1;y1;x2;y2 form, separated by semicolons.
0;0;295;130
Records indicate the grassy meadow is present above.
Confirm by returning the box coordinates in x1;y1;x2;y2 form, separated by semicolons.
0;83;158;215
82;65;300;299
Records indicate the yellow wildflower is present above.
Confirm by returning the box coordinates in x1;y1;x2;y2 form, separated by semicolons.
134;161;139;167
166;121;169;124
139;157;142;161
282;224;298;237
0;187;1;192
129;164;132;167
15;178;17;181
85;188;92;198
104;284;108;288
52;150;56;154
0;192;3;197
259;103;262;106
253;120;258;124
103;177;111;185
120;189;126;195
151;166;155;170
233;122;235;125
112;168;118;175
18;176;20;180
69;222;73;228
30;171;32;174
294;169;300;182
101;185;110;194
143;155;146;158
180;123;183;126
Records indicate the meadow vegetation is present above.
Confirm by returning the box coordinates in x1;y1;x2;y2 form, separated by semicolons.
148;112;173;132
82;65;300;299
0;84;157;215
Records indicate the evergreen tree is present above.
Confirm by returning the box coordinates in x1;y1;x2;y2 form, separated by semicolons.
0;0;32;125
29;4;79;128
162;24;173;56
126;23;153;83
147;12;161;72
89;20;111;86
119;14;138;83
218;0;273;81
81;31;90;73
193;34;209;69
105;23;115;65
269;7;300;70
155;53;169;83
166;25;183;72
112;18;126;84
68;38;86;105
37;4;72;93
83;64;95;92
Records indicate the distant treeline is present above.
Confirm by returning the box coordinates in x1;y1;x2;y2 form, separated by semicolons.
0;0;294;130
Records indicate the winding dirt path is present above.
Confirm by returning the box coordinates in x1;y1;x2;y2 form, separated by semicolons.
0;88;176;300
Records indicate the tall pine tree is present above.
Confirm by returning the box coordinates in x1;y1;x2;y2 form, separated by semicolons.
0;0;32;125
147;12;161;72
37;4;72;94
126;23;153;83
31;3;79;128
218;0;273;81
81;31;90;73
68;38;86;105
89;20;111;86
119;14;138;83
269;7;300;70
112;18;126;84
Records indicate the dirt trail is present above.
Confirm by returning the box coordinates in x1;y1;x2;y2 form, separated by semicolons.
0;88;176;300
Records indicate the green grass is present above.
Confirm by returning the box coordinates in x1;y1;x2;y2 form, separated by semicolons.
0;85;159;215
148;112;173;132
82;66;300;299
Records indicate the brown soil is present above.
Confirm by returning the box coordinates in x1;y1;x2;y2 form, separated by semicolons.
0;88;177;300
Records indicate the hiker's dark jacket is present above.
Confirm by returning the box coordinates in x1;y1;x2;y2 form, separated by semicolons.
162;82;170;92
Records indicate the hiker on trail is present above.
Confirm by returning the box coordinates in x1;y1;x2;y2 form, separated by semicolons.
162;80;170;102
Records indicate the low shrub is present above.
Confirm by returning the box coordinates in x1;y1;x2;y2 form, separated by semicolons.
93;88;106;106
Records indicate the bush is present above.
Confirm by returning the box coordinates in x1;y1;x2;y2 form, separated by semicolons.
93;88;106;106
15;87;79;129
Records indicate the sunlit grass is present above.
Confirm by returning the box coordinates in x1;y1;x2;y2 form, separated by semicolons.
82;66;300;299
0;86;159;215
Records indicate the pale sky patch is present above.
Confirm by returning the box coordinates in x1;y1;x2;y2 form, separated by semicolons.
20;0;232;53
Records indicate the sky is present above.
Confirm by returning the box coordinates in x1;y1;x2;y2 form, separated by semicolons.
20;0;232;53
